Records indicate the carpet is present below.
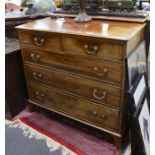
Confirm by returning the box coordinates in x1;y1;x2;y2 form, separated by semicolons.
6;119;74;155
10;109;120;155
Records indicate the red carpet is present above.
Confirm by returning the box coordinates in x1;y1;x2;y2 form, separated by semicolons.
13;109;120;155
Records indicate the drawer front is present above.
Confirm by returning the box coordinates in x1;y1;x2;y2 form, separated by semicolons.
22;47;123;85
28;82;120;131
18;30;61;50
62;37;124;61
24;64;122;108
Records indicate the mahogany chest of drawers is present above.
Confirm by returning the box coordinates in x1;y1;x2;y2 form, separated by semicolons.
16;17;146;148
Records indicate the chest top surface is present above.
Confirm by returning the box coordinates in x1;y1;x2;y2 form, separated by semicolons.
16;17;145;41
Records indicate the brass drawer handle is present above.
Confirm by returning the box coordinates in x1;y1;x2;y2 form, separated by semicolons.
100;114;106;119
93;89;106;100
92;111;106;120
31;53;40;62
93;111;97;116
35;91;45;100
93;67;108;76
33;37;44;46
99;114;107;120
33;72;42;80
84;44;99;54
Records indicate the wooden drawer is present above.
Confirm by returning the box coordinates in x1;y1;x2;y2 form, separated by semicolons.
22;47;123;85
24;64;122;108
28;82;120;131
62;37;124;61
18;30;61;50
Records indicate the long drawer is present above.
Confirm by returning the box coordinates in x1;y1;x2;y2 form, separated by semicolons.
62;37;124;61
24;64;122;108
27;82;120;131
21;47;123;85
18;30;61;50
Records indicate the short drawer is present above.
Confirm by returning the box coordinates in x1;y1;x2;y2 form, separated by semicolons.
28;82;120;131
22;47;123;85
62;37;124;61
24;64;122;108
17;30;61;50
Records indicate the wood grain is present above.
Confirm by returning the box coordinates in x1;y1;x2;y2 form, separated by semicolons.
28;82;120;132
16;17;146;149
21;47;123;85
24;63;122;108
